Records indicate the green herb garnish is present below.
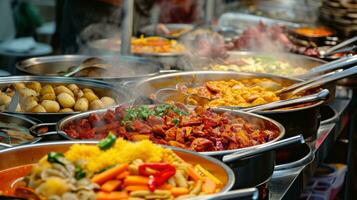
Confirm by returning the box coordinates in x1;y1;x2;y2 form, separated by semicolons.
98;132;117;150
47;152;65;165
172;118;180;126
75;166;86;180
121;104;187;125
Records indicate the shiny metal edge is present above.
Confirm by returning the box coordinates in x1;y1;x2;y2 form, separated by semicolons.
274;144;315;171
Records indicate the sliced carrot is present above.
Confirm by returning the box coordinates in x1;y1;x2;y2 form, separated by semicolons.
187;166;202;181
92;163;129;185
96;191;128;200
116;171;130;180
202;178;216;194
123;176;149;185
124;185;149;191
101;180;122;192
170;187;189;196
124;184;172;191
158;184;173;190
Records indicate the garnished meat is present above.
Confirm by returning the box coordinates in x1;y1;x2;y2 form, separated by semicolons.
62;104;280;152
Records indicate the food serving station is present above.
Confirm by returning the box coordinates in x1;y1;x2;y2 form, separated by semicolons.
0;0;356;200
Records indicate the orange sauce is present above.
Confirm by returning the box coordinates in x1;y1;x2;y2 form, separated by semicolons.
0;164;33;195
294;27;333;37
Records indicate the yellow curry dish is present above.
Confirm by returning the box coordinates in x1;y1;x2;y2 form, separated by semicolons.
170;78;307;107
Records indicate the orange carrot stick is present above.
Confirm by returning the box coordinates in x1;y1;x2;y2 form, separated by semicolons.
92;163;129;185
187;166;202;181
124;185;149;191
96;191;128;200
123;176;149;185
116;171;130;180
124;184;172;191
101;180;122;192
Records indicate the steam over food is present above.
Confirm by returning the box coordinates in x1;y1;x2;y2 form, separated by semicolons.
206;56;308;76
0;82;116;113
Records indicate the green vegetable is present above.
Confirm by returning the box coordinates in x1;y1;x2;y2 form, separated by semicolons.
98;132;117;150
47;152;65;165
172;118;180;126
75;166;86;180
122;104;187;125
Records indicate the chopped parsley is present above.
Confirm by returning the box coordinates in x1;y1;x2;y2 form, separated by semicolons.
172;118;180;126
122;104;187;125
75;166;86;180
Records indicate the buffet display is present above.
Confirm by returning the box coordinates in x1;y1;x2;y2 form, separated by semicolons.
0;8;356;200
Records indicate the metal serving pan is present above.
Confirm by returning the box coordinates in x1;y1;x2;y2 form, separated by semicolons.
139;23;194;39
53;104;287;189
134;71;324;140
0;76;129;123
86;38;186;68
0;141;235;196
186;51;336;102
15;55;179;83
0;113;43;149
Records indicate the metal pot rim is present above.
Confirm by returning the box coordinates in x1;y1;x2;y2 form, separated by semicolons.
56;104;285;157
16;55;166;80
320;105;339;125
0;140;235;193
274;144;314;171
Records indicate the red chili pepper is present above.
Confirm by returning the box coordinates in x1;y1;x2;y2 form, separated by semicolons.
139;163;176;191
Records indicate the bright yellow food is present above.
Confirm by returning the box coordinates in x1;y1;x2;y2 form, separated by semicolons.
183;79;289;107
131;36;186;54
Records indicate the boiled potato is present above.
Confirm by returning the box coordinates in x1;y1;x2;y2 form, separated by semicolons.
40;85;55;96
89;99;104;110
31;104;46;112
59;108;73;112
74;97;89;112
54;85;74;97
13;83;26;91
101;96;116;107
26;82;42;93
41;93;56;101
83;88;94;93
57;93;75;108
67;84;79;92
19;88;37;97
74;90;84;99
25;101;38;112
24;96;39;111
5;88;14;97
41;100;60;112
83;92;98;102
0;93;11;106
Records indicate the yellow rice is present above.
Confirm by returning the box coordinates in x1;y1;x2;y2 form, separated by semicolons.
65;138;165;174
